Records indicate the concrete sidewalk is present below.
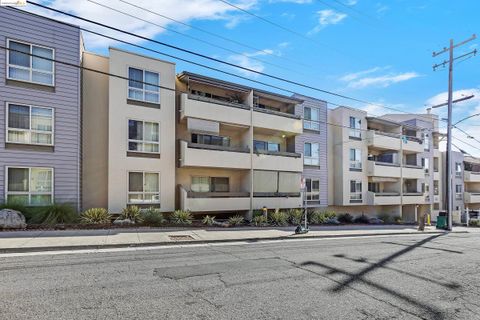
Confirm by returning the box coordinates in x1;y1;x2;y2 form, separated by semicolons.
0;225;470;253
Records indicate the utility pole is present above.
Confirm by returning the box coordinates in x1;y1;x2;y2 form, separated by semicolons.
432;34;477;231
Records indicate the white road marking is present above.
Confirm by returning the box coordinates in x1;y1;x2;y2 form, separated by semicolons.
0;233;437;258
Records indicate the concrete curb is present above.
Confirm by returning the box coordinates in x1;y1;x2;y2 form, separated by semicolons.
0;230;466;254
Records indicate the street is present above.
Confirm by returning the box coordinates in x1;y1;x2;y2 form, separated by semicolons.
0;233;479;319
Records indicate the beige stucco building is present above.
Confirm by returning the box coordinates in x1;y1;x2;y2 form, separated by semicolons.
82;48;176;213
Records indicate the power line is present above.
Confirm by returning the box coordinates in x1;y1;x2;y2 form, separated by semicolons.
330;0;380;23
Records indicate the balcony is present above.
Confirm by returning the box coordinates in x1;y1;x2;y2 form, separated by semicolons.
367;130;401;150
180;92;251;126
464;171;480;182
253;193;302;209
433;170;440;181
402;165;425;179
367;192;401;205
402;193;427;205
464;192;480;204
180;186;250;212
367;160;401;178
252;107;302;134
180;140;250;169
252;149;303;172
402;136;424;153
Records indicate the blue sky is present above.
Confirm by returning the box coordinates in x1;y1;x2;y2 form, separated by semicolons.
28;0;480;154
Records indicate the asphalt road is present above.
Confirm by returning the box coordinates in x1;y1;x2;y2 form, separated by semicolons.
1;232;479;320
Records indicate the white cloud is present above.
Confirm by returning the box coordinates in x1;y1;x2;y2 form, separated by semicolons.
269;0;313;3
227;45;286;77
425;89;480;109
346;0;358;5
340;66;389;82
340;66;420;89
26;0;257;48
309;9;347;34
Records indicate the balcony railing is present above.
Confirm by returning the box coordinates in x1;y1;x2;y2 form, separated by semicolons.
188;141;250;153
187;191;250;198
188;93;250;110
254;148;301;158
253;192;301;198
253;106;301;120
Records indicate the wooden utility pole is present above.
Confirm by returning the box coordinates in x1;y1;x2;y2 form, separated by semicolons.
432;34;477;230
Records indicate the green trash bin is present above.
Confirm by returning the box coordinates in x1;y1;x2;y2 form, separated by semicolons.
436;216;447;229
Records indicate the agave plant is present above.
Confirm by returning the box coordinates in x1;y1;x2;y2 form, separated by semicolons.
140;207;165;226
269;209;288;226
80;208;111;224
170;210;193;225
228;215;244;226
202;215;216;226
120;206;143;223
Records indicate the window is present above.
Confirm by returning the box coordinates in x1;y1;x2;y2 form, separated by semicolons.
422;158;430;173
349;148;362;169
434;181;439;195
128;120;159;153
128;172;160;204
350;180;362;202
128;67;160;103
455;162;462;177
7;40;54;86
6;167;53;205
305;178;320;201
254;140;280;152
191;177;229;192
7;104;54;145
455;184;462;200
304;142;319;166
349;116;361;138
423;132;430;151
192;133;230;147
304;106;320;131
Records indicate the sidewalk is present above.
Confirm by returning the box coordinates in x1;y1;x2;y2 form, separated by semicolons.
0;225;470;253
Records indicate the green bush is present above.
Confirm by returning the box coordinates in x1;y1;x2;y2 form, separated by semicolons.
337;213;354;224
171;210;193;225
202;215;216;226
228;215;244;226
287;209;303;225
30;203;78;225
469;219;480;227
377;213;391;224
140;207;165;226
270;209;288;226
353;214;370;224
0;201;34;221
121;206;142;223
252;215;268;226
310;210;336;224
394;216;403;224
80;208;111;224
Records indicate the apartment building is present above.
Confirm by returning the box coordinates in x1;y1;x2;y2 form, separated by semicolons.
82;48;176;213
293;94;328;210
0;8;82;208
328;107;441;222
176;72;303;217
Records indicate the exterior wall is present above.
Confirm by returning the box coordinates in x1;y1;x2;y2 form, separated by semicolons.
442;151;464;223
81;52;108;210
106;48;176;213
0;8;81;208
293;95;328;208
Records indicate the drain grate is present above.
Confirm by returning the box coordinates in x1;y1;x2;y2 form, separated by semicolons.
169;235;194;241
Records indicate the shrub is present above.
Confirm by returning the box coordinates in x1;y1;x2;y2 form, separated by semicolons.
121;206;143;223
252;215;268;226
353;214;370;224
0;201;35;222
287;209;304;225
80;208;111;224
140;207;165;226
202;215;216;226
171;210;193;225
270;209;288;226
469;219;480;227
394;216;403;224
337;213;354;224
30;203;78;225
377;213;391;224
310;210;336;224
228;215;244;226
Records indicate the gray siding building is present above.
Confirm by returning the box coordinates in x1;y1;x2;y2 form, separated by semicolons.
0;7;81;208
293;94;328;209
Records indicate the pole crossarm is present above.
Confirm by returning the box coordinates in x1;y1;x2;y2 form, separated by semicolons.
432;34;477;57
433;49;477;70
430;94;475;109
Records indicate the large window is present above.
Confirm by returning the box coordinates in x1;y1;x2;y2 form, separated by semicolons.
349;148;362;170
128;172;160;204
304;142;319;166
7;39;54;86
349;116;361;138
128;67;160;103
191;177;229;192
6;167;53;205
350;180;362;202
455;162;462;177
128;120;159;153
305;178;320;201
304;106;320;131
455;184;463;200
422;157;430;174
7;104;53;146
423;132;430;151
254;140;280;152
192;133;230;147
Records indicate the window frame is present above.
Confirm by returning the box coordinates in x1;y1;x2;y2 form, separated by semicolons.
349;116;362;138
5;166;54;206
303;106;321;131
349;148;362;169
350;180;362;201
127;171;160;205
304;142;320;166
127;66;160;104
305;178;320;202
6;102;55;146
191;176;230;193
6;38;55;87
127;118;160;154
253;140;280;153
455;162;462;177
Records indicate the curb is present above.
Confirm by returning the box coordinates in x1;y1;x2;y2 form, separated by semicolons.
0;230;466;254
